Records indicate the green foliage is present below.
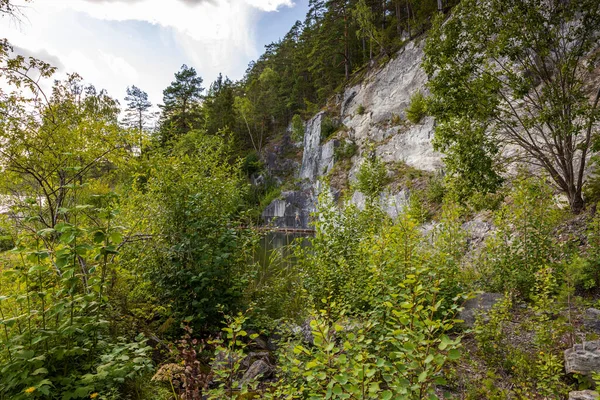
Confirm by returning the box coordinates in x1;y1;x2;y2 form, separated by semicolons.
354;154;389;199
424;0;600;212
320;116;340;142
0;225;14;252
270;274;465;399
576;213;600;290
405;91;427;124
291;114;304;143
159;64;204;145
478;176;562;298
241;151;263;177
406;191;431;224
334;140;358;161
203;73;236;137
424;174;446;205
0;195;153;399
122;131;254;330
356;104;365;115
207;313;260;399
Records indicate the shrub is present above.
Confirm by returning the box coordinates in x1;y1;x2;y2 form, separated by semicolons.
406;91;427;124
334;140;358;160
291;114;304;142
125;133;254;331
0;196;153;399
356;104;365;115
270;270;465;399
354;154;389;199
320;116;339;142
425;173;447;205
242;151;263;176
0;227;13;252
478;175;562;298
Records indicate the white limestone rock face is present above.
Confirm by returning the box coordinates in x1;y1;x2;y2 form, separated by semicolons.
300;111;339;183
342;41;442;174
350;189;410;219
264;40;443;226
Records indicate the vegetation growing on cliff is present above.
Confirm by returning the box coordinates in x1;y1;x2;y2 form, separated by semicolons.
1;0;600;398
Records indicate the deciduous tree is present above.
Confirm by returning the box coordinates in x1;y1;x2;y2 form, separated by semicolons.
424;0;600;212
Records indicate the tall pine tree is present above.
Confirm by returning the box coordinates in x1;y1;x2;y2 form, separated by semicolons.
159;64;204;145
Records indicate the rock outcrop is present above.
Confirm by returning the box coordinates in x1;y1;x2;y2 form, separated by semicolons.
565;340;600;377
585;308;600;333
262;40;442;227
569;391;600;400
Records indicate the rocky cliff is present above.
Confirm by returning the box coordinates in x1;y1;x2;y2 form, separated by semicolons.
262;40;442;228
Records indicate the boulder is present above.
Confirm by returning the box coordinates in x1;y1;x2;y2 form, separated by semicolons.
569;390;599;400
240;351;272;370
565;341;600;376
584;308;600;333
240;359;273;385
291;317;315;345
459;293;504;328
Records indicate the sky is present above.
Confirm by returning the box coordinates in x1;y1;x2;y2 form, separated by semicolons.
0;0;308;107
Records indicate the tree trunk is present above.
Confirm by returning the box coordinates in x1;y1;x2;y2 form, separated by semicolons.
344;7;350;80
570;189;584;214
395;0;402;36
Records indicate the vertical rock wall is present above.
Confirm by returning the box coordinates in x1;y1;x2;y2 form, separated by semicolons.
262;40;443;228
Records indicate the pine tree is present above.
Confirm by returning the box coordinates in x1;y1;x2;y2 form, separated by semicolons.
124;85;152;134
159;64;204;145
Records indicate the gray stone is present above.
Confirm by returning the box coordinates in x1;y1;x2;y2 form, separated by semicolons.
585;308;600;333
569;390;599;400
240;351;272;370
240;359;272;384
459;293;504;328
263;41;444;224
462;214;494;249
341;41;442;173
565;341;600;376
261;190;315;229
300;112;330;182
291;317;315;345
350;189;409;219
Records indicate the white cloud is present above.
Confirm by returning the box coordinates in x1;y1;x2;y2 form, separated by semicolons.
98;50;138;82
1;0;296;105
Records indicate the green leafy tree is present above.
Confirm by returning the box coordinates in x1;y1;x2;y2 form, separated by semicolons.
352;0;389;58
424;0;600;212
1;44;126;230
122;131;253;330
159;64;204;145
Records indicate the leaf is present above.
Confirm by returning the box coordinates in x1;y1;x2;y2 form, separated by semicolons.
381;391;393;400
32;367;48;375
448;349;461;360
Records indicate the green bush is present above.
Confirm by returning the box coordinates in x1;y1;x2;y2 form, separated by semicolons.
478;176;562;298
270;270;465;399
291;114;304;142
124;132;254;331
0;227;13;252
241;151;263;176
354;155;389;199
320;116;339;142
406;91;427;124
0;197;153;399
356;104;365;115
334;140;358;160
